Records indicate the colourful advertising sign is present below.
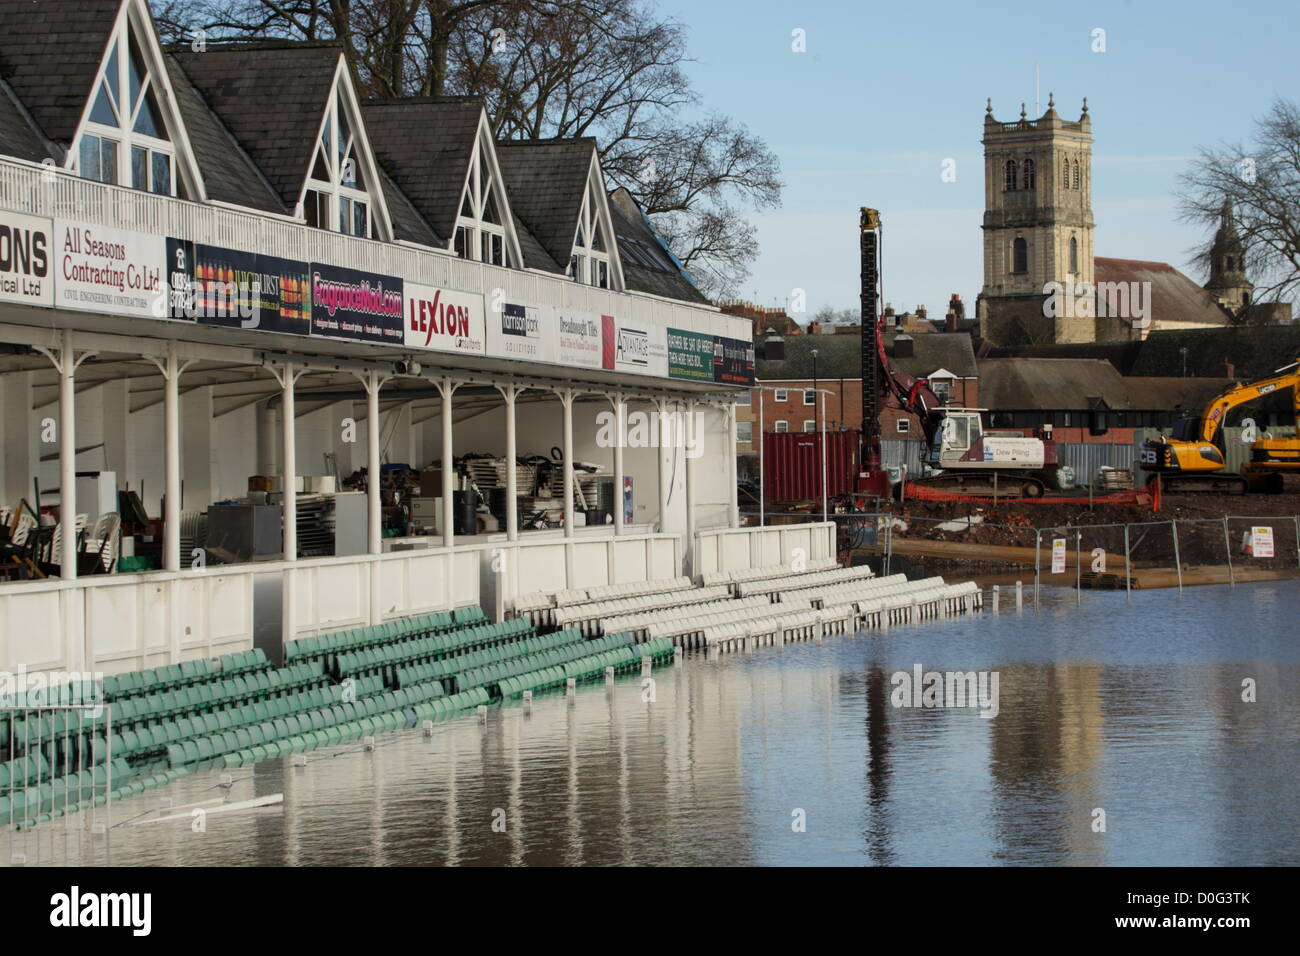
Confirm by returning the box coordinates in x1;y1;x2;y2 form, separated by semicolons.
310;263;404;345
666;328;715;382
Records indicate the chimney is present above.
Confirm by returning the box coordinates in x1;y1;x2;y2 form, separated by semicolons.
764;335;785;361
950;293;965;321
893;334;914;358
916;304;927;320
1214;357;1235;378
884;303;896;326
945;309;958;333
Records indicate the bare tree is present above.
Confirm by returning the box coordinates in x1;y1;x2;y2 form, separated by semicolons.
1179;98;1300;310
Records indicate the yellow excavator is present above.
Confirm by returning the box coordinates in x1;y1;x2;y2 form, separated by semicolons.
1140;361;1300;494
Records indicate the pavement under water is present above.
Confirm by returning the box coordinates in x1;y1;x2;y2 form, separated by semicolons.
4;580;1297;866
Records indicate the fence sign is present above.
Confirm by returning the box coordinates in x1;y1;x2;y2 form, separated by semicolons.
1051;538;1067;573
1251;526;1274;558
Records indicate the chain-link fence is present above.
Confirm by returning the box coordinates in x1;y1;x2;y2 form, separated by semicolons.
816;511;1300;610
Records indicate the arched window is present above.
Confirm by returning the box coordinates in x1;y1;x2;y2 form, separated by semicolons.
1069;236;1079;274
454;134;508;265
1022;157;1035;190
1072;159;1081;190
1062;156;1071;188
1012;237;1028;274
301;80;374;236
1004;160;1018;191
568;158;614;288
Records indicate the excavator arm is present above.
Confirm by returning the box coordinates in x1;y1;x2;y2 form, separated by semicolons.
1195;363;1300;449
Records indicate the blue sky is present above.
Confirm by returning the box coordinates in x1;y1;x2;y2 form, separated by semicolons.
656;0;1295;317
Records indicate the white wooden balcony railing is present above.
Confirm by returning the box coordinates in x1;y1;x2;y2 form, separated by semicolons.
0;155;748;346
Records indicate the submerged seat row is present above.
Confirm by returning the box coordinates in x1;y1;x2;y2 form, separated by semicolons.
3;602;676;828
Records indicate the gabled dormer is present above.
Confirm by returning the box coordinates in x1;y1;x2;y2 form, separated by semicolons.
175;43;391;236
496;138;624;289
66;0;204;198
566;151;624;290
297;56;393;240
451;112;523;267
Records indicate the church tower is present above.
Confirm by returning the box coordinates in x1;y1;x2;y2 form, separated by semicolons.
1204;200;1253;313
977;96;1095;345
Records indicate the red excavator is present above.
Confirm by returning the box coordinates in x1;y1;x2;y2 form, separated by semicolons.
856;208;1059;498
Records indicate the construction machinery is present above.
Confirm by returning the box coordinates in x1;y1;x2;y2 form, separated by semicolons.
855;208;1059;498
1140;360;1300;494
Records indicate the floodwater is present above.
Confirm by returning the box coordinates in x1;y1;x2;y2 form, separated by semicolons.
5;581;1299;866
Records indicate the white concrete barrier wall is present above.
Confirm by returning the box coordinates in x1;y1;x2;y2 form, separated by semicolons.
694;522;836;578
0;546;481;677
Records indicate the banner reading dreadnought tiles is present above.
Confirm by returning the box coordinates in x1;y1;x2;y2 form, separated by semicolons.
310;263;404;345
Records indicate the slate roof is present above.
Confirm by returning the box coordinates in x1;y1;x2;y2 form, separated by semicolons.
164;56;282;213
608;188;709;305
173;43;342;210
978;358;1233;411
361;97;482;244
0;77;52;163
1094;257;1230;329
0;16;708;309
0;0;119;147
497;138;594;269
979;339;1145;375
756;331;978;381
1129;326;1300;381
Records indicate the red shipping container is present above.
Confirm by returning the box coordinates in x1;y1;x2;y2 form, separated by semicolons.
761;430;861;503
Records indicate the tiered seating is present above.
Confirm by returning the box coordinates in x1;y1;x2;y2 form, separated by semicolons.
699;559;839;591
733;565;876;599
554;585;732;636
333;618;533;681
513;577;693;626
497;638;675;698
285;607;486;670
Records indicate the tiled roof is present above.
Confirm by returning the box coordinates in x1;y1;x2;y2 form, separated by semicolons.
361;97;482;243
1129;326;1300;381
1094;257;1230;329
497;138;593;269
0;77;52;163
756;331;978;380
978;358;1232;411
0;0;120;146
173;44;343;209
164;55;283;213
608;188;710;305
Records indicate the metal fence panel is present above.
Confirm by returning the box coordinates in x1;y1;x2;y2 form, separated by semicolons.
881;439;924;474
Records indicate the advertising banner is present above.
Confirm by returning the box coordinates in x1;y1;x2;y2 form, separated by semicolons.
487;299;554;363
713;335;756;386
404;283;486;355
54;219;163;318
607;318;667;376
310;263;404;345
0;211;54;307
556;308;603;369
164;239;311;334
667;328;715;382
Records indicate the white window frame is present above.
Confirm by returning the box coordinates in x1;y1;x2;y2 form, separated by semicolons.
774;389;788;402
68;0;203;198
567;153;623;289
299;59;389;239
774;420;789;433
896;419;910;434
803;389;816;405
452;116;521;268
736;421;753;443
803;420;817;433
737;390;752;406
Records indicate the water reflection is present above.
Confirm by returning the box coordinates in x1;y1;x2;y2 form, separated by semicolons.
4;582;1298;866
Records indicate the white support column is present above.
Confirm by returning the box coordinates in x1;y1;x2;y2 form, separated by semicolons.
758;388;765;527
560;388;575;584
440;377;455;550
57;330;77;581
496;384;521;542
561;389;575;537
729;401;740;528
281;363;298;563
439;376;457;610
163;349;181;572
820;392;829;522
353;369;389;626
613;394;625;536
684;399;697;576
656;398;670;534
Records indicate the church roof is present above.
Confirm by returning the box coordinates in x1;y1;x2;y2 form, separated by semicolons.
978;358;1232;411
1094;257;1230;329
